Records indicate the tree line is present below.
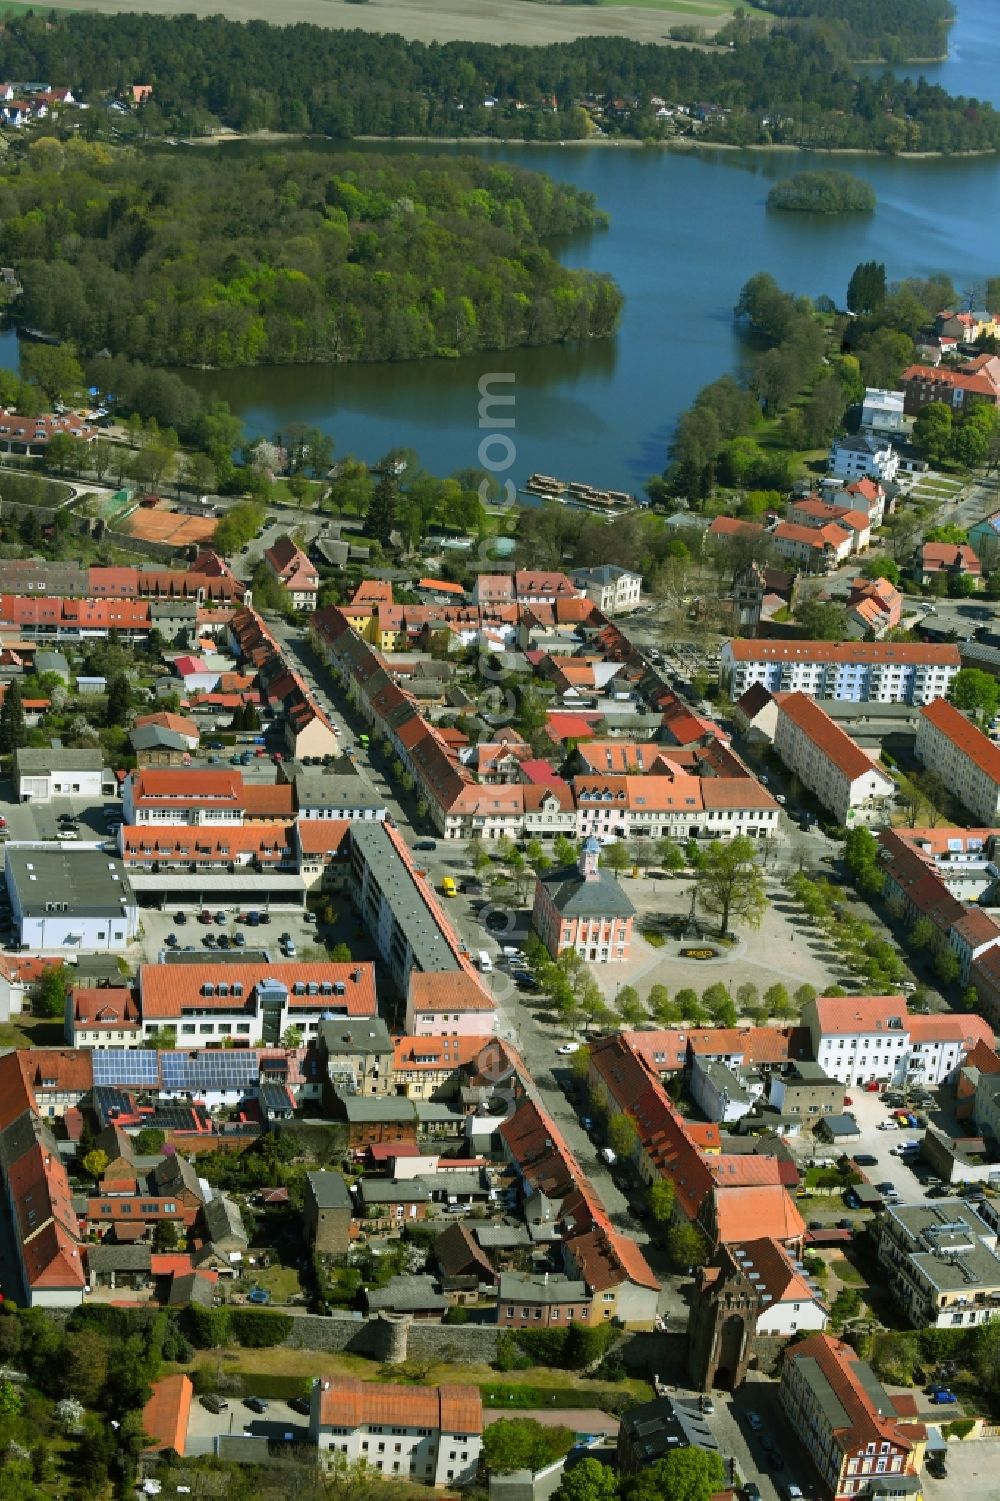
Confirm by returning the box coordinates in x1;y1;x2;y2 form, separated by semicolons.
0;11;993;153
1;140;621;369
753;0;954;62
767;169;877;214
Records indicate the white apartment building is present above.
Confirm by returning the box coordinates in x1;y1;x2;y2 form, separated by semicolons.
828;432;900;483
571;775;780;843
122;769;244;826
309;1377;483;1488
571;565;642;615
876;1200;1000;1329
772;692;894;827
915;698;1000;825
720;639;960;705
861;388;908;436
802;994;993;1088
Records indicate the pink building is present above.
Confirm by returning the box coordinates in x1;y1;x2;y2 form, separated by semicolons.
532;838;635;964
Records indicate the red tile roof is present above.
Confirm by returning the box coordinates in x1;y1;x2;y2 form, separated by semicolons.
784;1335;917;1454
712;1185;805;1245
808;994;907;1036
920;697;1000;783
408;971;496;1014
777;692;894;785
142;1375;193;1455
139;962;377;1019
726;639;960;666
316;1377;482;1434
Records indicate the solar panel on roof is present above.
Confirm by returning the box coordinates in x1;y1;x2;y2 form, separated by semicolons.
160;1051;259;1092
93;1051;159;1088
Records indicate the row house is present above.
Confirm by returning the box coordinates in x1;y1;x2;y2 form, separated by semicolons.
916;697;1000;825
802;992;994;1088
780;1335;923;1500
720;638;960;705
772;692;895;827
771;520;853;572
901;354;1000;415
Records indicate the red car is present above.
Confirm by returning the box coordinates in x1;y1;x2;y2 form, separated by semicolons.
843;1096;853;1107
864;1081;880;1092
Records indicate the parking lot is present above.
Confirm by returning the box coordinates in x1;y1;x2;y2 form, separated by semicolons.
185;1393;309;1456
138;903;324;965
839;1086;943;1207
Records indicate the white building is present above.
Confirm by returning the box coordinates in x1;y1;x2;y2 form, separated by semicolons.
876;1200;1000;1329
771;520;853;572
719;639;960;705
5;847;138;953
15;747;106;803
122;768;244;826
772;692;895;827
861;388;908;436
571;565;642;616
689;1055;761;1124
309;1376;483;1487
915;698;1000;825
802;993;993;1088
828;432;900;483
137;960;377;1046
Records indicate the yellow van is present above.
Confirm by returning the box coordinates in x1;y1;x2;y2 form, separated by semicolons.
441;876;457;898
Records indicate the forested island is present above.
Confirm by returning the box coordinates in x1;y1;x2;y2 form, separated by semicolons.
0;145;622;366
0;10;991;154
767;171;877;214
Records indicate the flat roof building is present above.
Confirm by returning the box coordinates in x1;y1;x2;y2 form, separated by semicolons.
5;846;138;953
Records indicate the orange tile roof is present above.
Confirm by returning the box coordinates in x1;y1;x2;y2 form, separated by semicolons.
809;994;907;1036
128;768;242;804
713;1185;805;1245
71;987;139;1028
22;1048;94;1094
133;711;200;740
121;824;295;862
140;962;377;1019
142;1375;193;1455
907;1013;995;1048
921;697;1000;783
408;971;495;1014
727;639;960;666
417;577;465;595
567;1224;659;1293
777;692;894;785
241;782;296;818
294;818;352;855
392;1035;488;1072
316;1377;482;1434
708;1155;784;1188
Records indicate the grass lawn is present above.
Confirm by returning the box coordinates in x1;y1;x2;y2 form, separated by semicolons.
0;1015;69;1050
240;1263;303;1304
831;1257;865;1285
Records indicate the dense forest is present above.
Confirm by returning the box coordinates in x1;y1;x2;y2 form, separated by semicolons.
767;170;877;213
0;144;622;366
0;12;991;153
754;0;955;61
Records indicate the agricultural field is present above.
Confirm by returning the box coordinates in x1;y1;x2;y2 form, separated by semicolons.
36;0;743;46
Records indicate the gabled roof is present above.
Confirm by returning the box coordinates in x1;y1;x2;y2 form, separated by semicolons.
142;1375;193;1455
712;1185;805;1245
920;698;1000;782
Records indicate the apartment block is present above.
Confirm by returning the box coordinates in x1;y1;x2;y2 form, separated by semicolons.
720;639;960;705
915;698;1000;825
772;692;894;827
876;1199;1000;1329
308;1377;482;1487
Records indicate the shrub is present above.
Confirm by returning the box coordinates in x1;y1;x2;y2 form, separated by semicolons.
227;1310;293;1348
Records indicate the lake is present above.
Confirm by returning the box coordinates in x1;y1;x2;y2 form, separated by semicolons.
11;0;1000;493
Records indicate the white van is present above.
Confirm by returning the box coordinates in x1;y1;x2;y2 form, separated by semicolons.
476;951;493;973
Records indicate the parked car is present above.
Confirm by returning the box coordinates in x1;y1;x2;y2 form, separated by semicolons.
927;1454;948;1478
233;932;246;947
288;1396;311;1415
414;840;436;852
200;1394;229;1414
175;912;187;925
876;1182;896;1194
854;1154;877;1167
165;934;178;948
244;1396;269;1413
215;911;227;925
557;1044;579;1055
746;1412;764;1432
929;1386;957;1405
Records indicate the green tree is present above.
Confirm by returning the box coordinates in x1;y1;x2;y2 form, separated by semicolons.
616;986;647;1026
913;402;954;464
0;680;26;754
483;1419;574;1475
21;341;84;402
696;835;767;938
648;984;675;1023
105;670;132;727
367;468;398;547
213;500;264;554
607;1113;638;1159
556;1458;620;1501
553;835;578;868
330;942;353;963
675;988;704;1024
647;1178;675;1225
667;1221;709;1270
846;260;886;315
81;1149;109;1181
134;1127;165;1156
657;838;686;875
602;840;632;882
630;1450;726;1501
764;982;790;1017
31;965;68;1019
950;668;1000;727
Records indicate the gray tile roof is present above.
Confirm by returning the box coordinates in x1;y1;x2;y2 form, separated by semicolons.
307;1170;351;1211
537;864;636;920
